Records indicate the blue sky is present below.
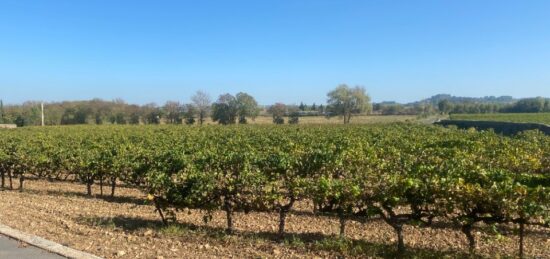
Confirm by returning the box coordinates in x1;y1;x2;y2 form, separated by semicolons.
0;0;549;105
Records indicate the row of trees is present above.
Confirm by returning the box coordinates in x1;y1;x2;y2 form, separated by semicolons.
266;85;372;124
0;84;373;126
0;125;547;257
437;97;550;115
4;86;545;126
504;97;550;113
373;96;550;116
0;92;249;127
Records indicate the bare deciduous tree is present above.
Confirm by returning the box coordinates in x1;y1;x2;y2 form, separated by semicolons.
191;91;212;125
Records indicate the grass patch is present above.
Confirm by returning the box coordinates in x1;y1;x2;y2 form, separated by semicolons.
450;113;550;125
159;224;190;236
78;216;117;229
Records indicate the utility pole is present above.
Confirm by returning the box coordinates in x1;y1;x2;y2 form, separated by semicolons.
41;102;45;126
0;99;4;123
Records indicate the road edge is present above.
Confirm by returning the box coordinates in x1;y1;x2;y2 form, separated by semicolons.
0;223;103;259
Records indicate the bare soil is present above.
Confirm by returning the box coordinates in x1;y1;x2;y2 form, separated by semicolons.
0;179;548;258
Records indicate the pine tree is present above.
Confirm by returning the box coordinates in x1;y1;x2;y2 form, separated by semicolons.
299;102;306;111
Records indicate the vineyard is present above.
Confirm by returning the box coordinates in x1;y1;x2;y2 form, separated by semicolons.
450;113;550;125
0;124;549;258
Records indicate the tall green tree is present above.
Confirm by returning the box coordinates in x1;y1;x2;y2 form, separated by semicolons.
183;104;197;125
326;84;371;124
235;92;260;124
508;97;546;113
268;103;286;124
163;101;183;124
438;99;453;114
299;102;306;111
142;103;163;124
212;93;259;125
211;94;238;125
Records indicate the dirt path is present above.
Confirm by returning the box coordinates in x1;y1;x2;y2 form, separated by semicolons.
0;179;548;258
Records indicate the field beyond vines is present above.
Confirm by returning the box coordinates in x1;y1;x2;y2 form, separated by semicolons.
204;114;421;125
450;113;550;125
0;124;548;258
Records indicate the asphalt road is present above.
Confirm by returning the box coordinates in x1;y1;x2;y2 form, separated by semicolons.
0;234;65;259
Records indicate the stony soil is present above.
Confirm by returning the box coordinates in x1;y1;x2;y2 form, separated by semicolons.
0;179;548;259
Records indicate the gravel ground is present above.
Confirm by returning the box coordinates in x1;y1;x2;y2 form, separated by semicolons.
0;179;548;259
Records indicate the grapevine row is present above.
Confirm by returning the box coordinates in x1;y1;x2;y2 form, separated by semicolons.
0;124;548;256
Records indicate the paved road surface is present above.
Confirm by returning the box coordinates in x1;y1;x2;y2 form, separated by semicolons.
0;234;65;259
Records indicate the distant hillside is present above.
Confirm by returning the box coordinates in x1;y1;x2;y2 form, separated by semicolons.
414;94;516;105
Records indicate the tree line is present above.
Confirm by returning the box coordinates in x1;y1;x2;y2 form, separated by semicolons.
0;84;372;126
2;87;548;126
375;96;550;115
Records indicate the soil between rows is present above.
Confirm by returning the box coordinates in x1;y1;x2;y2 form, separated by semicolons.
0;179;548;258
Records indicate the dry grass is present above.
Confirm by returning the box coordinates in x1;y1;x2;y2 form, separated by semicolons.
201;115;420;125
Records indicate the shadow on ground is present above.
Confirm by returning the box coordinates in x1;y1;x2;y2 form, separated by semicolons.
77;215;484;259
22;188;148;206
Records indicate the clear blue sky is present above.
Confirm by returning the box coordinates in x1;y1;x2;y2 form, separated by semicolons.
1;0;549;105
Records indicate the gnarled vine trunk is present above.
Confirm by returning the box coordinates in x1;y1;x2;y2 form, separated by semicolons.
519;219;525;259
393;224;405;255
1;169;5;190
461;224;475;255
86;175;94;196
8;170;13;189
379;205;407;256
338;209;346;238
277;197;295;239
224;196;234;234
18;174;24;192
110;176;117;197
154;198;168;226
99;176;104;196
